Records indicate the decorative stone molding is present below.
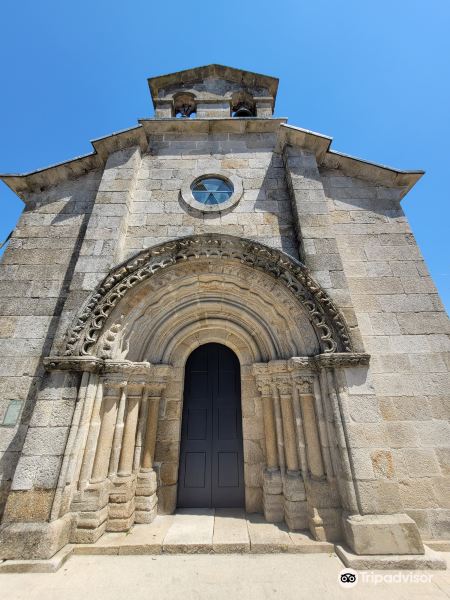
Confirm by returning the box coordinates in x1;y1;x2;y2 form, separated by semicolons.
180;170;243;214
62;235;354;357
44;356;172;381
288;356;316;371
44;355;101;373
314;352;370;369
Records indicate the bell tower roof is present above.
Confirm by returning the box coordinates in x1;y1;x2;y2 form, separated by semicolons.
147;64;279;119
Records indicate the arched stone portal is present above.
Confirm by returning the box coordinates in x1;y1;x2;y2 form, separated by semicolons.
39;234;370;545
3;235;381;557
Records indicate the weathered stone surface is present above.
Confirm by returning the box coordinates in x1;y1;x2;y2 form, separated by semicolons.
0;544;74;573
335;544;446;570
0;514;74;560
162;509;214;553
212;508;250;553
342;513;424;555
0;64;449;562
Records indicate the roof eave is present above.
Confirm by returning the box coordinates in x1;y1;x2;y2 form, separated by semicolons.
1;119;424;202
148;64;279;106
279;123;424;198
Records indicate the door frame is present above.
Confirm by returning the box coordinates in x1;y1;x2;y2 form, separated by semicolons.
176;343;245;509
153;336;265;516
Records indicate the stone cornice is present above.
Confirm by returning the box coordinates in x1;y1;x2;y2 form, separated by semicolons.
0;125;147;202
43;356;173;381
278;123;424;198
314;352;370;369
147;64;279;104
253;353;370;378
0;119;286;202
1;119;423;202
139;117;287;138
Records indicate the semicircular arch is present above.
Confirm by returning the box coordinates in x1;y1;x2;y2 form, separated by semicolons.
62;234;354;358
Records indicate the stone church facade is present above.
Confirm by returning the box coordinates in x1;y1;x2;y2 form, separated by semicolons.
0;65;448;561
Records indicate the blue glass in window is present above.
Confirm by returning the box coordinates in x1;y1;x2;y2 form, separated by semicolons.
191;177;233;205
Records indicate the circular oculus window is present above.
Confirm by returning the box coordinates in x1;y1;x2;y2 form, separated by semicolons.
191;177;233;205
181;171;243;213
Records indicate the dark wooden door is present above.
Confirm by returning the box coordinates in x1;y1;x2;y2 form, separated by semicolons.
177;343;245;508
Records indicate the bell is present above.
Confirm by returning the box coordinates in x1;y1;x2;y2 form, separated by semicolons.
233;105;253;118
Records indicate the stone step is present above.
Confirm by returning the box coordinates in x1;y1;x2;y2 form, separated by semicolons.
71;510;335;556
162;509;215;554
213;508;250;553
0;545;74;573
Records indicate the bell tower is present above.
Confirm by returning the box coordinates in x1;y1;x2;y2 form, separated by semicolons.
148;64;278;119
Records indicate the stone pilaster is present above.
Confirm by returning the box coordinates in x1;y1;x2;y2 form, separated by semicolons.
282;145;363;352
51;145;142;355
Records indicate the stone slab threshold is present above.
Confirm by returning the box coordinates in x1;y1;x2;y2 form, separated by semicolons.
0;509;446;573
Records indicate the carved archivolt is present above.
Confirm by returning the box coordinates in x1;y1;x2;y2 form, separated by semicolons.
63;234;354;356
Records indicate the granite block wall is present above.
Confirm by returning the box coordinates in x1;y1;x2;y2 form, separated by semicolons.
124;132;298;261
0;171;101;516
322;169;450;538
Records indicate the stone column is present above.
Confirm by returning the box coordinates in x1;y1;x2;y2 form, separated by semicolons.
118;388;141;476
294;374;340;541
135;382;165;524
108;383;128;477
275;375;307;531
70;372;122;542
316;353;425;556
107;379;143;532
255;375;283;524
90;376;121;484
297;378;324;479
78;378;104;490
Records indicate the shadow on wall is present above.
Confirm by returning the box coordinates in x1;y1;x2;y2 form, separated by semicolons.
0;188;97;519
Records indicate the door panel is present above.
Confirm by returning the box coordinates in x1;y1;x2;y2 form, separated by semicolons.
184;453;206;488
177;343;245;508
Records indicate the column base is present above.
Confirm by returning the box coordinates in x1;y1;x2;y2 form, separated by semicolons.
0;513;74;560
262;469;284;523
134;469;158;524
107;474;136;531
284;500;308;530
135;493;158;524
70;480;110;543
283;471;307;530
342;512;425;555
107;498;136;532
308;506;341;542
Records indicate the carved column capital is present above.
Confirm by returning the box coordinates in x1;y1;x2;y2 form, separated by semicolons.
273;375;292;397
255;376;272;398
103;374;127;392
293;376;314;395
146;382;166;398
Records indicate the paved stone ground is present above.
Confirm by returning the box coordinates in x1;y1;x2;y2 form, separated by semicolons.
1;552;449;600
71;509;333;555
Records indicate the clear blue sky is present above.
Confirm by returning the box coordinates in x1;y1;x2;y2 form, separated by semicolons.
1;1;449;312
